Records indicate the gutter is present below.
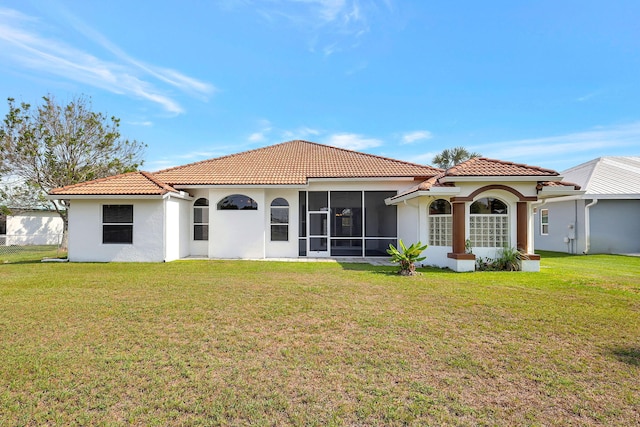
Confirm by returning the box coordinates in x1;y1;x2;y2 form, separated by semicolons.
583;199;598;254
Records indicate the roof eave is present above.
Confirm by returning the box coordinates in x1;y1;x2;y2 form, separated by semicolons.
440;175;561;183
386;187;462;205
537;188;586;200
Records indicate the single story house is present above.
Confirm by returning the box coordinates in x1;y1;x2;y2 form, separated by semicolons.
534;156;640;255
0;209;64;246
47;140;581;271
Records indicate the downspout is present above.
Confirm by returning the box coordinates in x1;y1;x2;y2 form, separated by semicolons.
583;199;598;254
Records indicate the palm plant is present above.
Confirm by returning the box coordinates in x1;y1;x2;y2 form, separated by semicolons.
387;240;428;276
432;147;482;169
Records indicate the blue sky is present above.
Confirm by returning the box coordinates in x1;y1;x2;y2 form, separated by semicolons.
1;0;638;172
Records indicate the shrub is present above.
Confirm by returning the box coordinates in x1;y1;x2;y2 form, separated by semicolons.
475;246;521;271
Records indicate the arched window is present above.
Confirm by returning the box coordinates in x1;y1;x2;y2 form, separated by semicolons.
469;197;508;247
428;199;452;246
217;194;258;210
193;198;209;241
270;198;289;241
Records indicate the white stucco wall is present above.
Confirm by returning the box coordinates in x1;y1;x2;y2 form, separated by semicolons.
5;211;64;245
164;197;191;261
208;189;266;259
68;199;165;262
264;189;300;258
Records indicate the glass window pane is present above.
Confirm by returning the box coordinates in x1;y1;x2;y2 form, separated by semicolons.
299;239;307;256
271;225;288;241
103;205;133;223
103;224;133;244
271;208;289;224
194;198;209;207
271;197;289;207
217;194;258;210
365;191;397;237
194;224;209;241
429;199;451;215
299;192;307;237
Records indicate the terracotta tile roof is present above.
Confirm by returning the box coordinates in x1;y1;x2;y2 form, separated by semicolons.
446;157;559;177
153;140;441;185
49;171;179;196
539;180;581;190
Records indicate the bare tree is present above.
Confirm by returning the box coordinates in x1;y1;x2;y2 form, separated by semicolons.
0;95;146;248
432;146;482;169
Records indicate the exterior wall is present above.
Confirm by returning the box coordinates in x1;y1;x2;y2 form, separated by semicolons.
189;190;211;257
589;199;640;254
534;199;583;254
208;189;266;259
165;197;191;262
4;211;64;245
265;189;299;258
68;199;165;262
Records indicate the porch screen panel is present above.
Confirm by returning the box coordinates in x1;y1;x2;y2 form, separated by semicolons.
299;191;306;256
365;191;397;237
330;192;362;238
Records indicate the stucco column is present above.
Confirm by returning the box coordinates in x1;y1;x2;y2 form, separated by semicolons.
516;201;528;252
451;201;466;254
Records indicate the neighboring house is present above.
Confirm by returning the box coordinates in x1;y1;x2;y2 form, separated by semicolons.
0;209;64;246
534;156;640;255
47;140;580;271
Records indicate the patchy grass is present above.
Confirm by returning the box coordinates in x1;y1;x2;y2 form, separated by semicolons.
0;253;638;425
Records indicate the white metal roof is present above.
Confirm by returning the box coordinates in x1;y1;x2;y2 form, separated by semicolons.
561;156;640;198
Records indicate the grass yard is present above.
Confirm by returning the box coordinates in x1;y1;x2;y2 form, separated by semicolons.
0;253;639;426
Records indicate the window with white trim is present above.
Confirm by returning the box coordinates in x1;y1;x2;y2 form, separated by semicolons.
469;198;509;247
428;199;452;246
217;194;258;210
194;198;209;241
103;205;133;244
540;208;549;235
270;198;289;241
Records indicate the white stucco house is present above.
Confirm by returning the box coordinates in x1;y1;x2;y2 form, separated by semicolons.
534;156;640;255
47;140;580;271
0;209;64;246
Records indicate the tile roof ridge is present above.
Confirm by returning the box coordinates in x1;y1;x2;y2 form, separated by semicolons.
306;140;444;172
49;171;142;194
139;171;178;194
448;157;559;175
154;139;444;174
444;157;481;175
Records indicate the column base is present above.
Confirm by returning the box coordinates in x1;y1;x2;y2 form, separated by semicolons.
447;253;476;272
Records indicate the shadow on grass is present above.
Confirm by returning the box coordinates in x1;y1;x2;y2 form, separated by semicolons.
338;262;458;276
609;346;640;366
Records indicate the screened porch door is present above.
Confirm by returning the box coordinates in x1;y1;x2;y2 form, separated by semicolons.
307;211;329;257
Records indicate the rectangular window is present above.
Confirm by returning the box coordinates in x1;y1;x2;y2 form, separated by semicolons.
103;205;133;244
429;216;452;246
270;207;289;241
540;209;549;235
469;215;508;247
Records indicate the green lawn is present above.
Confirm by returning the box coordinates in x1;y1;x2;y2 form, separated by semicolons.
0;253;638;426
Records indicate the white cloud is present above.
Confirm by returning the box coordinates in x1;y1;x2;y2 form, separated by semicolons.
248;132;267;142
477;122;640;166
248;0;392;55
324;133;383;150
0;7;214;114
401;130;433;144
282;126;321;139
